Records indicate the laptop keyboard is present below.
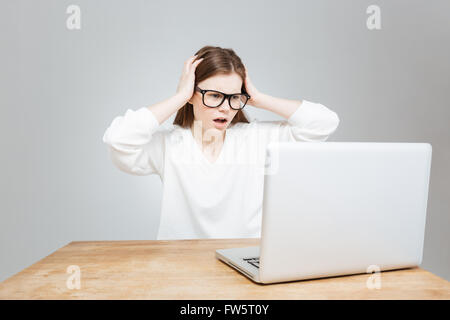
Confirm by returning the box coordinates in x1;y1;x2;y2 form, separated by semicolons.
243;257;260;268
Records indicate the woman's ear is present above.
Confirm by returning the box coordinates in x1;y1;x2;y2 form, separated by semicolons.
188;88;196;105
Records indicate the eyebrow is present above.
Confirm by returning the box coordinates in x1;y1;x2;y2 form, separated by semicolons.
201;87;242;95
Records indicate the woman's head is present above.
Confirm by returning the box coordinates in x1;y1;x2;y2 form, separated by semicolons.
173;46;250;132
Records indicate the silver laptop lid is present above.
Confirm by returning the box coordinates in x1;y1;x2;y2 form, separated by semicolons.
259;142;432;283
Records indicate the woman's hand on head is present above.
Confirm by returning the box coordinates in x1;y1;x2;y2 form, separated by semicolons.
243;66;262;108
176;55;204;102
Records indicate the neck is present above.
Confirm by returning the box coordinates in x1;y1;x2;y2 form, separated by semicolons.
190;125;226;148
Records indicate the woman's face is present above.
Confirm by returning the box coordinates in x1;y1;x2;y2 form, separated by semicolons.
189;72;242;134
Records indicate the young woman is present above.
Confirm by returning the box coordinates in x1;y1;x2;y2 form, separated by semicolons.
102;46;340;240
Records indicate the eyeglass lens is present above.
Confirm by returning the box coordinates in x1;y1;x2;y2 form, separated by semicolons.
203;91;248;109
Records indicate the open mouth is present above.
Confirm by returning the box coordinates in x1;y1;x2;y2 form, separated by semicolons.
213;118;228;123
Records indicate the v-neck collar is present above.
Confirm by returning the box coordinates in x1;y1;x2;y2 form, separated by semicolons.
186;127;230;166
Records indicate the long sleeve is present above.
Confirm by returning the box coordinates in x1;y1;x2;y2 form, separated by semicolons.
255;100;340;143
102;107;165;176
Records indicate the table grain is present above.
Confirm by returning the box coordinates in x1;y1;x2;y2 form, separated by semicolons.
0;238;449;299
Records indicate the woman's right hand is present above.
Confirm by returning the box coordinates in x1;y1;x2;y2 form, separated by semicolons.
176;55;204;102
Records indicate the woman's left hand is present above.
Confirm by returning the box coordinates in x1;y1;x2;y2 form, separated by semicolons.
244;66;263;108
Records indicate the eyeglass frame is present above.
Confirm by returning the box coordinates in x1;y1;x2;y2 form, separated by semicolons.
194;86;251;110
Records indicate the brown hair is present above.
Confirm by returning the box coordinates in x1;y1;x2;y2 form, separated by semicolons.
173;46;250;128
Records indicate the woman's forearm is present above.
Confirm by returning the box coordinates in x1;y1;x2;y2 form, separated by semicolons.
147;93;189;125
252;92;303;119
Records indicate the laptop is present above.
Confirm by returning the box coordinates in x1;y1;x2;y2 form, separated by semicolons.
215;142;432;284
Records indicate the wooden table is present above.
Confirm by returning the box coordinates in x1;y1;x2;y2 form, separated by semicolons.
0;238;449;299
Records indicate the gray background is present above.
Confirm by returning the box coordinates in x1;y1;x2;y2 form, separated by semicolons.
1;0;449;283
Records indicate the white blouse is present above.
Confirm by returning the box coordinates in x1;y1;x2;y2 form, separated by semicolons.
102;100;340;240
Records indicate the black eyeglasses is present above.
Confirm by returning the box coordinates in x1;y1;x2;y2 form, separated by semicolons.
195;86;250;110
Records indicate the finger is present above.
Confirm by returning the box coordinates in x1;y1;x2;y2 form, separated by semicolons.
185;55;198;67
185;56;198;69
187;56;201;68
192;56;203;64
191;58;204;70
185;56;202;74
